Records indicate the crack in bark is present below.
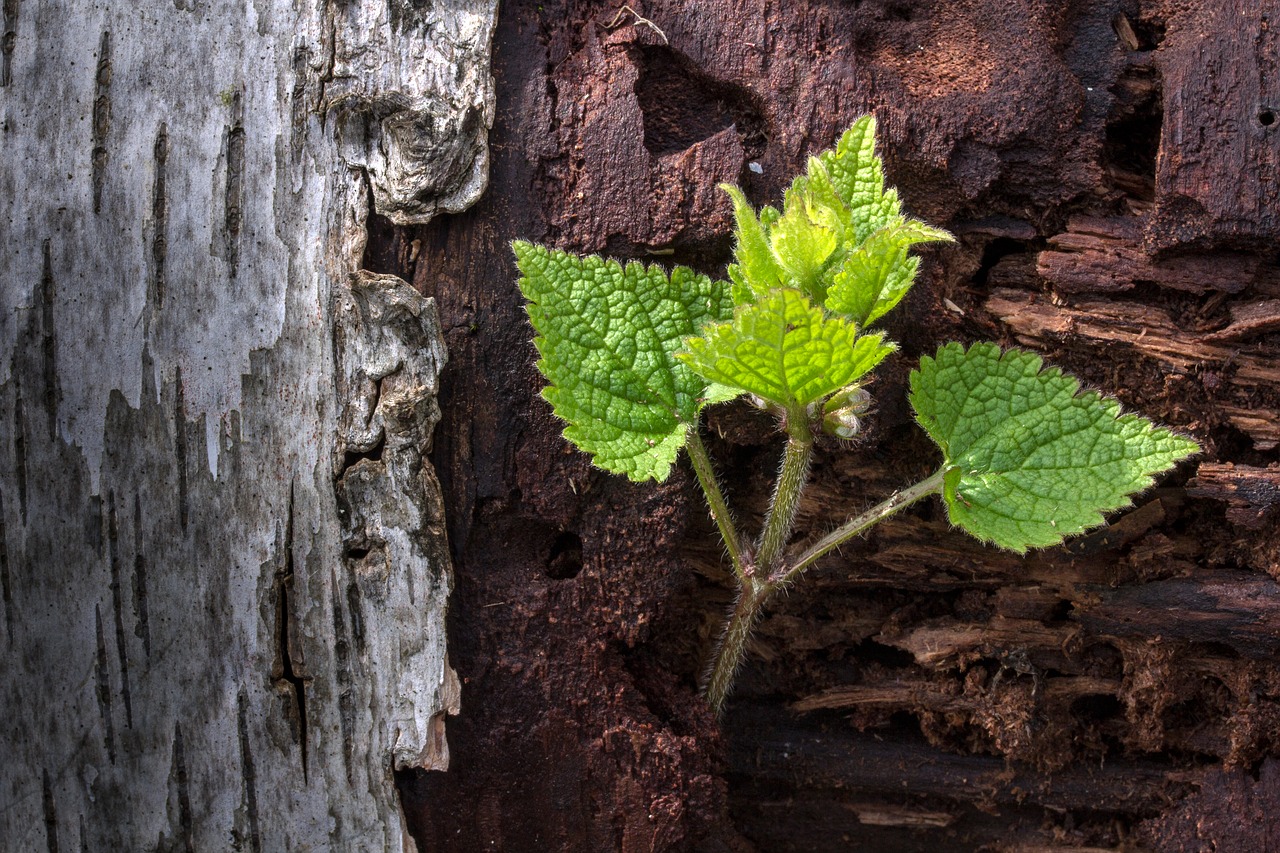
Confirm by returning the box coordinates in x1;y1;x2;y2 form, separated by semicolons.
315;8;337;125
344;580;365;656
272;486;309;783
106;492;133;729
149;124;169;314
173;366;188;533
0;491;11;645
91;31;111;215
235;689;262;853
94;605;116;764
288;45;311;165
11;375;25;524
330;565;356;784
37;241;58;441
221;92;245;279
41;768;58;853
169;724;194;852
0;0;17;88
131;493;151;658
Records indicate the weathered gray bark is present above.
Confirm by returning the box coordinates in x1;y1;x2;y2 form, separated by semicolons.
0;1;494;849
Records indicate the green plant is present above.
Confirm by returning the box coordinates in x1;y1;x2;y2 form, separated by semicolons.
513;116;1198;715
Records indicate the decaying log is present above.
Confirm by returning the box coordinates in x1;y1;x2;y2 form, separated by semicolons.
1146;1;1280;251
728;703;1196;852
1205;299;1280;343
986;288;1280;450
1078;571;1280;660
1188;463;1280;528
731;707;1186;813
1036;215;1264;294
384;0;1280;850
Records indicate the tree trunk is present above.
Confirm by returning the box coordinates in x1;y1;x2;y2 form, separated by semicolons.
390;0;1280;850
1;1;495;849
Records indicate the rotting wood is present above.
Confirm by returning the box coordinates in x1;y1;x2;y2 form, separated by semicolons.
986;287;1280;449
1204;299;1280;342
1188;462;1280;528
388;0;1280;850
0;0;495;848
1078;571;1280;660
729;704;1191;815
1146;0;1280;251
1037;215;1263;295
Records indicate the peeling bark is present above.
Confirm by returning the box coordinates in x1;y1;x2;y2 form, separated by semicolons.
0;0;494;848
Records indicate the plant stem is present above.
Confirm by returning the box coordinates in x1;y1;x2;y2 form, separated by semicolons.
704;578;771;716
686;428;746;579
782;467;950;585
755;433;813;575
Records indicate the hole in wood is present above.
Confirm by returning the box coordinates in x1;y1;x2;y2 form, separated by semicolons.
1079;641;1124;679
546;530;584;579
1103;65;1163;202
974;236;1033;286
1114;14;1165;52
1070;693;1123;724
1259;110;1276;127
632;44;766;159
344;538;389;579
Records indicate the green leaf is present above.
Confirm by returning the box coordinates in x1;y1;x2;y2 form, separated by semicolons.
910;342;1200;552
722;184;784;299
721;116;952;321
827;220;954;326
808;115;901;245
679;288;896;411
701;382;744;406
514;241;733;482
768;185;839;302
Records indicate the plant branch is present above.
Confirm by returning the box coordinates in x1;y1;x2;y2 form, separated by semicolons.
686;428;746;579
703;578;770;716
781;467;949;585
755;432;812;574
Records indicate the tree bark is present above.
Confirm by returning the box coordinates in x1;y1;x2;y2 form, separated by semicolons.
389;0;1280;850
1;1;495;849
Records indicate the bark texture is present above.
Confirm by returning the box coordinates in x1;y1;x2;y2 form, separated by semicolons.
0;0;494;849
389;0;1280;850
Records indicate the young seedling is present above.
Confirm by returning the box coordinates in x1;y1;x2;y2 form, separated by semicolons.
513;116;1199;715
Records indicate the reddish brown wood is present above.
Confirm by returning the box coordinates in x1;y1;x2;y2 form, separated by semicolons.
1146;0;1280;252
1188;463;1280;528
986;288;1280;450
384;0;1280;850
1037;215;1263;294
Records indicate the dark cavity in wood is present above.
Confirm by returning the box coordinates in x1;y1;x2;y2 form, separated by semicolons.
149;123;169;314
94;604;116;764
39;240;58;441
41;768;58;853
272;485;310;782
221;92;246;279
0;491;11;644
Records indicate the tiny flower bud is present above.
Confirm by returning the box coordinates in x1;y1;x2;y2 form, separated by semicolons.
823;384;872;418
823;406;863;439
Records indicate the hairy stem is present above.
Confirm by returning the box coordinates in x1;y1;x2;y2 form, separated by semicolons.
704;578;771;716
783;467;949;585
686;429;746;578
755;433;813;575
